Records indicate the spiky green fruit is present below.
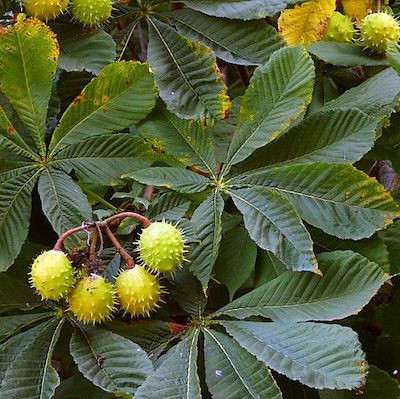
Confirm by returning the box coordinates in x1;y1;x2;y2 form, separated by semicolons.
68;275;116;324
30;250;75;301
323;11;355;43
361;12;400;53
139;222;185;273
24;0;70;20
115;267;162;317
70;0;112;26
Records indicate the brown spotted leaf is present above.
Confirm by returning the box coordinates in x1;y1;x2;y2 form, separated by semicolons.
278;0;336;46
49;61;157;155
0;17;59;157
147;17;231;121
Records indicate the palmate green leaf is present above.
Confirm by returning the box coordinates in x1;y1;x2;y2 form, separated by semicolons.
106;319;180;359
171;9;284;66
53;23;116;75
70;326;153;394
184;0;303;20
254;250;287;287
0;318;64;399
224;46;315;168
308;42;389;67
322;68;400;119
380;220;400;274
49;61;157;154
232;163;400;240
0;274;40;313
203;327;283;399
215;250;388;321
190;190;224;290
0;106;38;161
128;167;212;194
215;225;257;300
0;312;53;342
135;329;201;399
0;18;58;157
228;187;318;272
139;106;216;176
222;321;366;390
52;134;149;185
38;169;92;241
319;365;400;399
234;108;379;173
147;17;230;120
147;192;191;222
0;166;41;271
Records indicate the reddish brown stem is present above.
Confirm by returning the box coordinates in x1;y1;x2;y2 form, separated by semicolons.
54;225;92;251
102;212;151;228
89;228;98;261
102;225;135;269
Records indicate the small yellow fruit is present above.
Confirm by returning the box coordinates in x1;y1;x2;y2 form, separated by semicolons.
323;11;355;43
115;267;162;318
68;275;116;324
24;0;70;20
30;250;75;301
70;0;112;26
360;12;400;53
139;221;185;273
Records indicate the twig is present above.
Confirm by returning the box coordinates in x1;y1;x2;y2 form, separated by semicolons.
102;211;151;228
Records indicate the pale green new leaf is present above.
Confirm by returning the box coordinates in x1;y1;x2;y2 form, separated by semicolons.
229;187;318;272
54;24;116;75
214;225;257;300
0;166;41;271
184;0;302;20
215;250;388;321
128;167;212;194
70;326;153;394
0;318;64;399
52;134;149;185
203;327;283;399
232;163;400;239
171;9;284;65
225;47;315;167
0;18;58;157
190;191;224;290
135;329;201;399
0;312;53;342
147;17;230;120
322;68;400;118
234;108;379;172
38;170;92;239
222;321;366;390
139;106;216;176
50;61;156;153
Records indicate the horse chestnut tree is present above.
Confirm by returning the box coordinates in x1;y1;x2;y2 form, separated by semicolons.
0;0;400;398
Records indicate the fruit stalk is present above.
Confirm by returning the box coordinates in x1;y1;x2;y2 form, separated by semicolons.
102;224;135;269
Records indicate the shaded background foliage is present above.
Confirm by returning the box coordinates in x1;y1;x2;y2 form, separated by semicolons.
1;0;400;398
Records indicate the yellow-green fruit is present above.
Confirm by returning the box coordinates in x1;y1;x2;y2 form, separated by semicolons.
139;222;185;273
323;11;355;43
30;250;75;301
24;0;70;20
68;275;116;324
115;267;162;317
360;12;400;53
71;0;112;26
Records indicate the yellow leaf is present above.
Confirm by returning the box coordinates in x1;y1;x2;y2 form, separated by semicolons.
342;0;370;21
278;0;336;46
